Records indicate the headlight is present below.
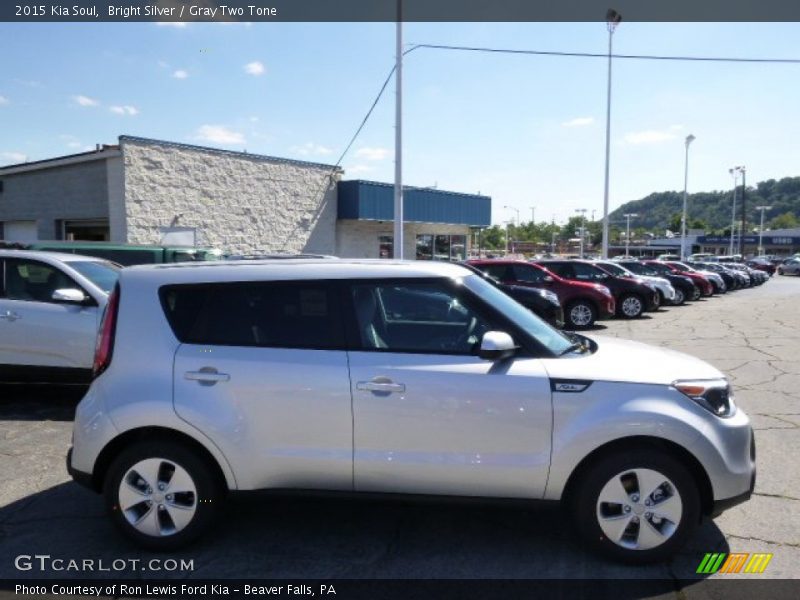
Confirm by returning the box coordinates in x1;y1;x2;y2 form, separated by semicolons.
537;289;560;305
673;379;735;417
593;284;613;297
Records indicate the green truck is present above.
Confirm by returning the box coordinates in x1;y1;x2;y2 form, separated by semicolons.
5;241;222;267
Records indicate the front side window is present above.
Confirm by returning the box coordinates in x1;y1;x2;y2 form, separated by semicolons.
350;280;493;354
571;262;606;281
3;259;80;303
69;261;120;294
512;264;548;283
161;281;344;349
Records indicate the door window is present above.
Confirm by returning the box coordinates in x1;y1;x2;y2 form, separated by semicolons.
350;281;493;355
3;259;79;303
512;264;549;283
570;262;606;281
160;281;344;349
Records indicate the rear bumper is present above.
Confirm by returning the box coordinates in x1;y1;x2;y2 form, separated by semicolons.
66;447;95;491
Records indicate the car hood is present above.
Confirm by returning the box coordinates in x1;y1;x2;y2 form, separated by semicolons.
542;334;724;385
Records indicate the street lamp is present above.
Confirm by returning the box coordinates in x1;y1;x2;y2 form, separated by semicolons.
729;166;744;256
680;134;695;260
576;208;588;259
755;205;772;256
623;213;638;258
601;8;622;259
529;206;536;224
504;205;520;226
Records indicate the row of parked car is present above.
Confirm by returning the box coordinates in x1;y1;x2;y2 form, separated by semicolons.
464;257;771;330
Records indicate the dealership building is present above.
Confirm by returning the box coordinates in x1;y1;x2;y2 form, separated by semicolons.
0;135;491;259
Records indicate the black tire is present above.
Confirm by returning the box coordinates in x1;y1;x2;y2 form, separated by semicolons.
672;287;685;305
565;299;597;330
690;285;701;301
104;440;223;551
571;449;701;564
617;294;644;319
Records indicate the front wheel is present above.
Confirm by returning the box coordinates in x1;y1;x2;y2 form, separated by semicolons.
571;449;701;564
618;294;644;318
565;300;596;329
104;441;223;550
672;287;685;305
690;285;701;301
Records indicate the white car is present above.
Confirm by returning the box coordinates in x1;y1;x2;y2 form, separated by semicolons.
68;259;754;563
597;260;677;306
0;250;119;384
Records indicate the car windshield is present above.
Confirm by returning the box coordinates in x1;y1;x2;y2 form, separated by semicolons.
597;262;630;277
461;274;573;356
621;262;656;276
69;261;120;294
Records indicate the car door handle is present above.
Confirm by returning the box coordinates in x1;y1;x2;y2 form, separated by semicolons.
0;311;21;322
184;369;230;383
356;380;406;393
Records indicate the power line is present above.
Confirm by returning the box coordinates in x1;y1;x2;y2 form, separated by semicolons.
406;43;800;64
332;42;800;172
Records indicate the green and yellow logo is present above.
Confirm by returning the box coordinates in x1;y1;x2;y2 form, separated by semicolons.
696;552;773;574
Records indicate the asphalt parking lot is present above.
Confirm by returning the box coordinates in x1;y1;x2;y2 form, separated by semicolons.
1;275;798;591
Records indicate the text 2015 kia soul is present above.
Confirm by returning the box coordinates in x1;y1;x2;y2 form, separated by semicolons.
68;260;755;563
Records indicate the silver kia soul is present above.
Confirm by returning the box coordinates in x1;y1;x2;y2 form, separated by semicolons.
67;260;755;563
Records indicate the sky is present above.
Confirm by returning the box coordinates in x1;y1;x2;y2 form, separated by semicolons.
1;21;799;227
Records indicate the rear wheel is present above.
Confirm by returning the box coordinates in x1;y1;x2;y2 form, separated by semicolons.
571;449;701;564
565;300;596;329
104;441;223;550
618;294;644;318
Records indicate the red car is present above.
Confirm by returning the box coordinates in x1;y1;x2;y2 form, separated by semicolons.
467;259;616;329
644;261;713;299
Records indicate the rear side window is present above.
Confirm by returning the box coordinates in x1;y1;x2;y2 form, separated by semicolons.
512;264;548;283
160;281;344;350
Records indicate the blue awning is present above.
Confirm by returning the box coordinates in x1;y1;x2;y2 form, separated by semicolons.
338;180;491;227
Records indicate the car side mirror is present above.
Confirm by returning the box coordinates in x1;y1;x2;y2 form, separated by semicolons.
478;331;517;361
52;288;89;304
543;276;554;283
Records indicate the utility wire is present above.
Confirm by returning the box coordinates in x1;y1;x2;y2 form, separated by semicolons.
332;43;800;171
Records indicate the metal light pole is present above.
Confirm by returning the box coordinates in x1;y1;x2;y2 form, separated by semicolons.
576;208;588;259
739;166;747;256
504;205;520;226
756;205;772;256
623;213;638;258
393;11;404;259
504;220;512;256
529;206;536;224
728;168;738;256
601;8;622;260
680;134;695;260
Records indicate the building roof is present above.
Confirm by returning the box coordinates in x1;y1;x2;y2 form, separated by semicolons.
0;146;121;175
120;135;343;172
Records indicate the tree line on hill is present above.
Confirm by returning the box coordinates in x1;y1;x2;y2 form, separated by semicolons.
480;176;800;250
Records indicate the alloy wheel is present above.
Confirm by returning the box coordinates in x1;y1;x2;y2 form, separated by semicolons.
118;458;198;537
596;468;683;551
569;303;594;328
621;296;643;318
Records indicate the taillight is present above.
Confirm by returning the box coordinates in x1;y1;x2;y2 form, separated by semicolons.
93;284;119;378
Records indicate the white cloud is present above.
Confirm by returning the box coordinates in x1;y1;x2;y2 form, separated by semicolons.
109;105;139;116
669;124;684;130
292;142;333;157
562;117;594;127
1;151;27;164
172;69;189;79
0;95;9;106
195;125;246;145
249;116;260;123
73;95;99;107
346;164;372;175
244;61;265;76
355;147;390;161
623;129;678;145
155;22;187;28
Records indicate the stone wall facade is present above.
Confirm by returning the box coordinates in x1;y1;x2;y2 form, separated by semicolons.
121;137;340;255
336;220;470;259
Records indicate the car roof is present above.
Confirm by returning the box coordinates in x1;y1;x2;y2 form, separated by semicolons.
0;249;109;263
122;259;474;285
